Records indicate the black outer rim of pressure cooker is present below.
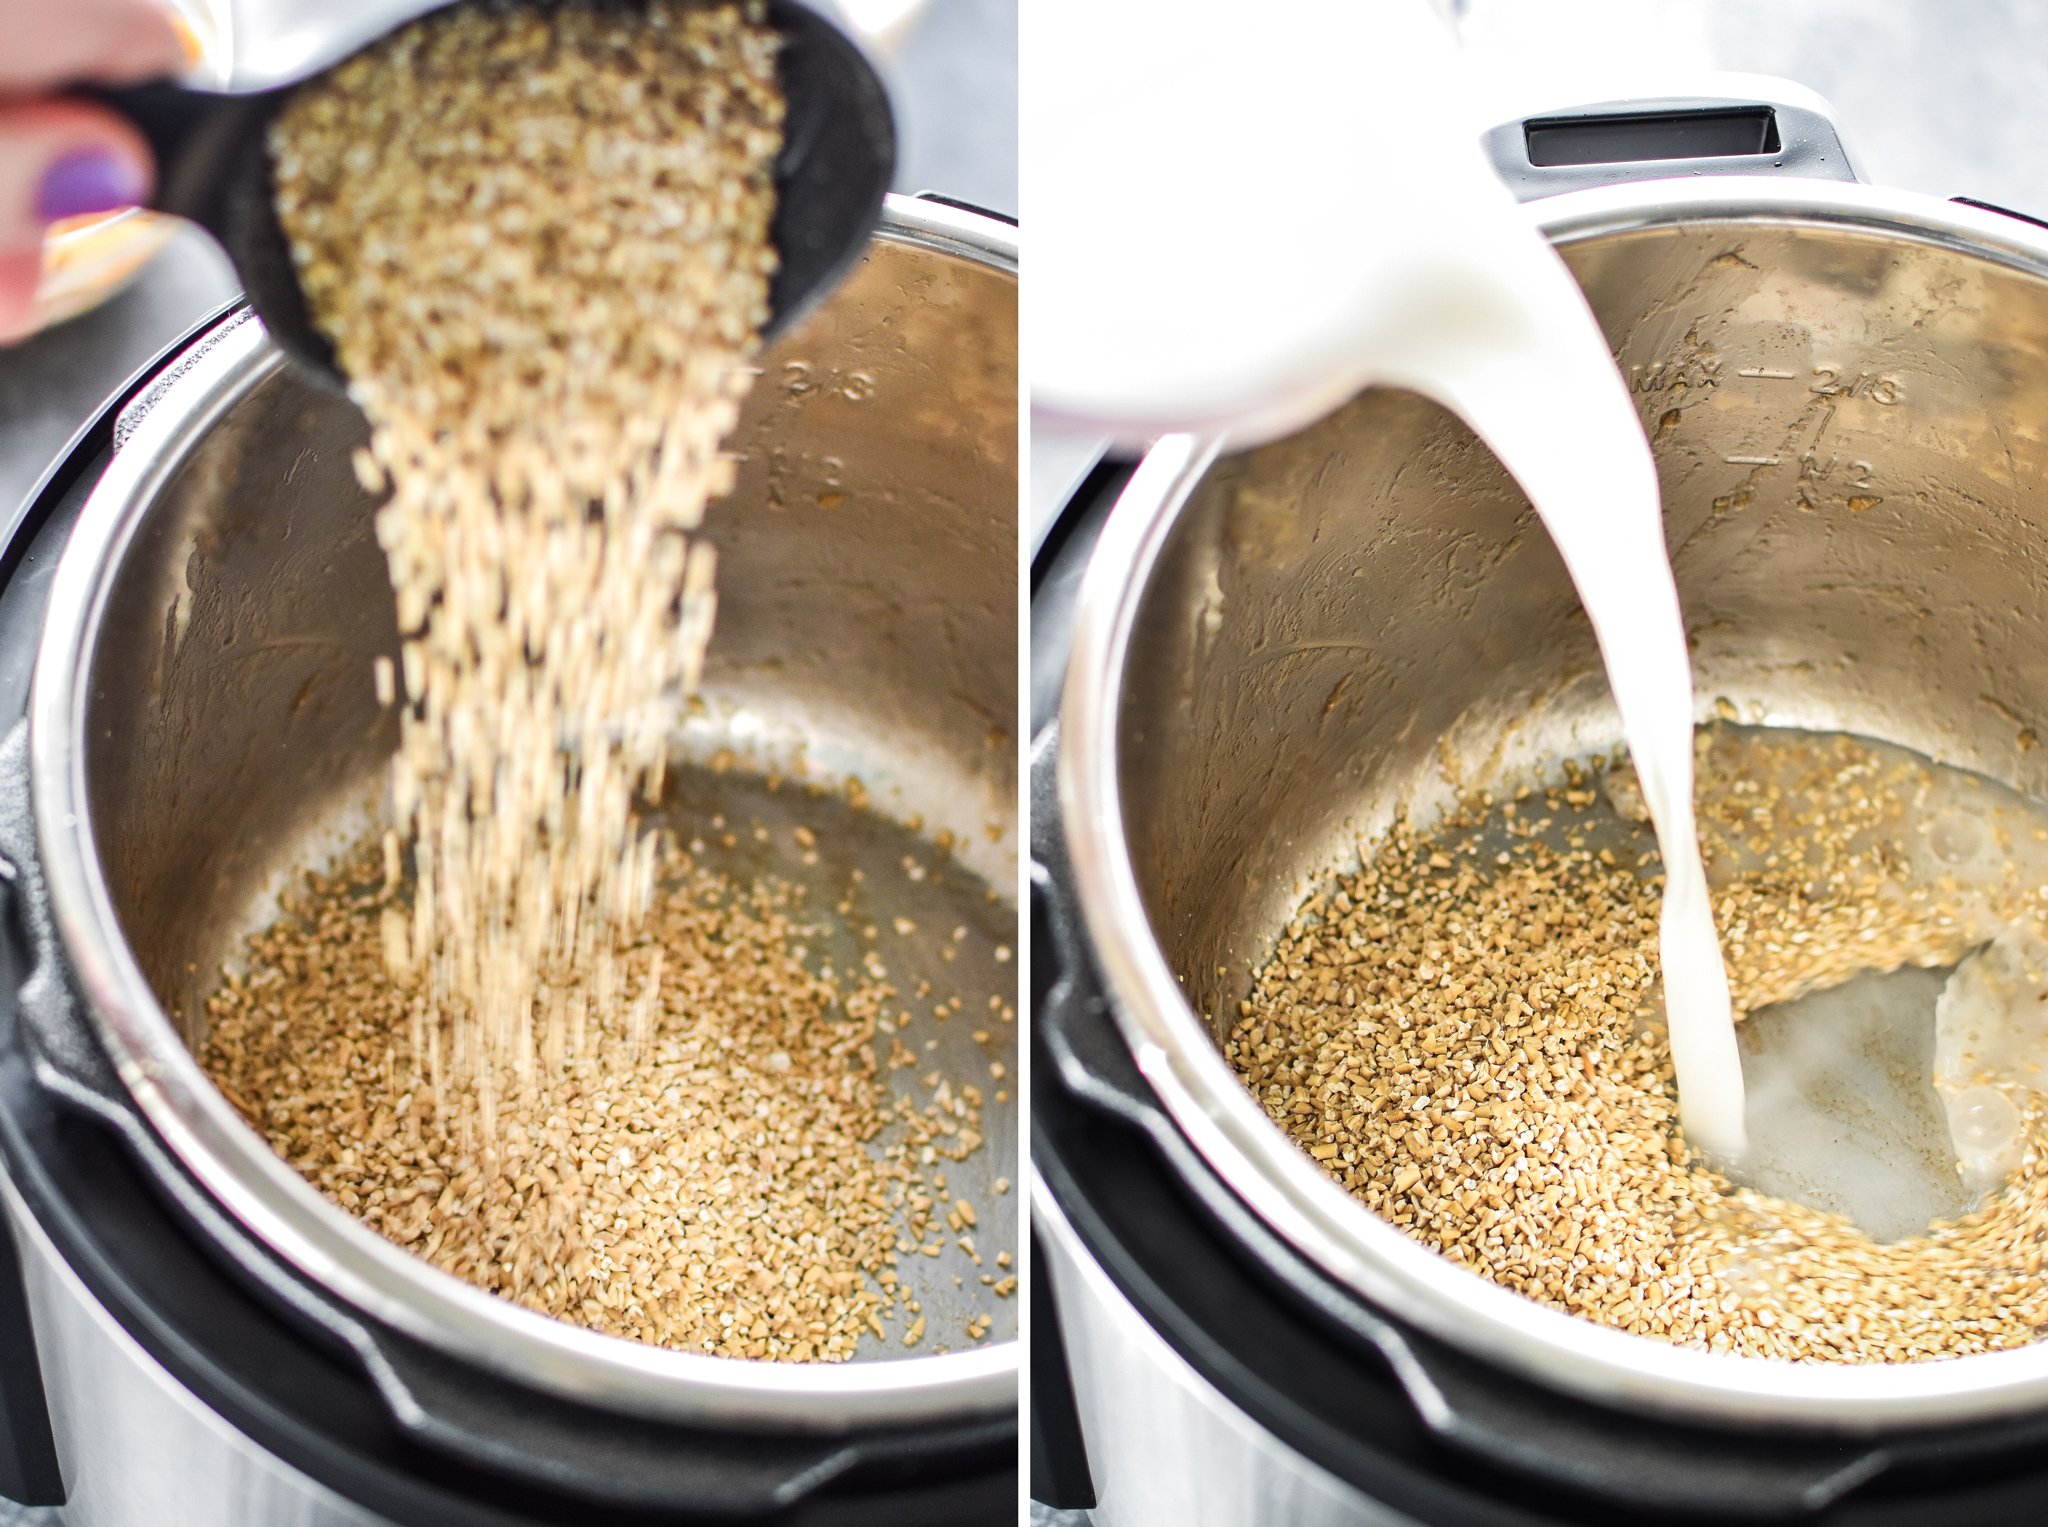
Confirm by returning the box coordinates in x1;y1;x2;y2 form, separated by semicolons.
1029;472;2048;1527
0;313;1014;1527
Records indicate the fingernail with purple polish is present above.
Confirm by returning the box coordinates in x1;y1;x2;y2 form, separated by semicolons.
36;150;147;224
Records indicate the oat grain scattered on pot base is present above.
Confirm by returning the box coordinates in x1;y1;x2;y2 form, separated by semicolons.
271;0;783;1116
1228;728;2048;1364
200;835;990;1361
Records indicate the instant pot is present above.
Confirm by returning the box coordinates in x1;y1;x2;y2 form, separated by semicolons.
1032;94;2048;1525
0;194;1016;1527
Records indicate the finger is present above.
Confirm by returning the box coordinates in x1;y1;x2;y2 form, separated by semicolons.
0;0;189;94
0;99;154;342
0;251;43;345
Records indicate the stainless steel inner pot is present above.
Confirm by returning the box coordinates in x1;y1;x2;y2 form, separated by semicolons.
1062;179;2048;1431
32;196;1017;1429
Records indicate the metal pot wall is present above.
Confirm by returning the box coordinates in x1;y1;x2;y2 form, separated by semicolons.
25;192;1016;1458
1059;178;2048;1433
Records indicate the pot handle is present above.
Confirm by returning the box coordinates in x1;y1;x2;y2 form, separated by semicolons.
1029;761;1188;1141
360;1330;1016;1522
1481;86;1858;202
1027;461;1183;1138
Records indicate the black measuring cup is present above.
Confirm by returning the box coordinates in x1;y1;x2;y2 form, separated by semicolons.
84;0;893;386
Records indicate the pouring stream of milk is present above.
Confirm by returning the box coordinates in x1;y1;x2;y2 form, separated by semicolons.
1032;0;1748;1157
1401;269;1747;1161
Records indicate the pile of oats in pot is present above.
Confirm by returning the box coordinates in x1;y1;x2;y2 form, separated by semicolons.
1231;727;2048;1364
194;0;1009;1361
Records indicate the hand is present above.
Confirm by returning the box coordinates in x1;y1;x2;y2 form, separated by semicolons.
1;0;188;342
